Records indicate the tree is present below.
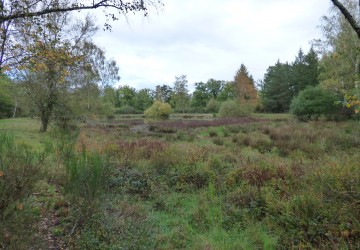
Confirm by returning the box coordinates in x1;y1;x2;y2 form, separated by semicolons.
261;61;293;112
0;74;13;118
0;0;162;73
117;85;137;107
314;0;359;92
103;86;117;106
290;86;339;121
217;81;235;102
330;0;360;38
155;84;173;103
0;0;162;23
13;7;102;132
172;75;190;113
69;36;120;115
291;48;320;95
144;100;171;118
206;78;224;100
191;81;210;108
134;88;154;111
234;64;258;105
191;79;224;109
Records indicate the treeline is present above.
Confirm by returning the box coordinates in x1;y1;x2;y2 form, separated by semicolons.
0;0;359;129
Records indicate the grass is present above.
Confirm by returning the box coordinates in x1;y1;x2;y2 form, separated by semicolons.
0;118;51;150
0;115;359;249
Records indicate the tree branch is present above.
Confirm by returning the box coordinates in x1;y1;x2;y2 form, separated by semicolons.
0;0;159;23
330;0;360;39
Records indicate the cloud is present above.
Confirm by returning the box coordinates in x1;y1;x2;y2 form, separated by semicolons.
93;0;331;90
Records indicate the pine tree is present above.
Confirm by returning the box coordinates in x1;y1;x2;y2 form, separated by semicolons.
261;61;293;112
291;48;320;95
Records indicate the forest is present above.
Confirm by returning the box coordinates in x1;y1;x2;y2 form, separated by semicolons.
0;0;359;249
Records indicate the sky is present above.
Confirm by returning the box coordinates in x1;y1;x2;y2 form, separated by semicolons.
93;0;332;91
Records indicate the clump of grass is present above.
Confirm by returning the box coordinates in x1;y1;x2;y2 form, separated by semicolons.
208;128;218;137
212;136;224;146
0;133;45;211
0;133;46;248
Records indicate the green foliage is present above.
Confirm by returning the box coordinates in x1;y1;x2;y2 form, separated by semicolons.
191;79;224;110
115;104;139;114
0;133;44;211
261;48;321;113
172;75;190;113
117;85;137;107
290;86;339;121
0;75;15;118
261;61;293;112
133;88;154;111
144;100;172;118
217;81;236;102
218;100;253;117
0;133;45;248
1;115;360;249
205;98;220;113
101;101;115;119
315;0;359;92
292;48;320;94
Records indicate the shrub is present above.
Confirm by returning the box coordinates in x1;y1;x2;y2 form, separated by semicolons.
205;99;220;113
144;101;172;118
0;133;44;212
290;86;339;121
115;105;138;114
218;100;253;118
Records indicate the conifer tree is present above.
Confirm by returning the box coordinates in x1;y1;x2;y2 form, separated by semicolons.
234;64;258;105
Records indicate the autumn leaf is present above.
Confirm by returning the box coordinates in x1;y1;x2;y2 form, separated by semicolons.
0;171;4;177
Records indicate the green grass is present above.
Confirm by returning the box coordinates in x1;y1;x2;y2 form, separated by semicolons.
1;116;359;249
0;118;50;150
252;112;292;121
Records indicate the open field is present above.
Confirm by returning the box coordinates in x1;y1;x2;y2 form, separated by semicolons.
0;115;359;249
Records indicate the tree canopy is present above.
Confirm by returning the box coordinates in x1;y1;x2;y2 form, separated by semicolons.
0;0;162;23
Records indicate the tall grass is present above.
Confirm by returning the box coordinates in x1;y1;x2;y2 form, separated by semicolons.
0;133;45;248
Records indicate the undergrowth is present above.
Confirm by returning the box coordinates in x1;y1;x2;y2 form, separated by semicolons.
0;118;359;249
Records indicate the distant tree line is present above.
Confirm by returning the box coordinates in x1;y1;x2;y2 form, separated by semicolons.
0;0;359;129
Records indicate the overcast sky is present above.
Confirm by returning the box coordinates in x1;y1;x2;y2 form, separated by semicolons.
93;0;332;90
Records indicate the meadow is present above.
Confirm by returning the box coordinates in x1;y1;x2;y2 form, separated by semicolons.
0;115;359;249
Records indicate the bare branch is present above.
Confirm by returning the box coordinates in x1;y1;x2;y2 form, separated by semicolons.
0;1;163;23
330;0;360;39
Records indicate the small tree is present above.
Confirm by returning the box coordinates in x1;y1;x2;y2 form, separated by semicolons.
172;75;190;113
290;86;339;121
144;100;172;118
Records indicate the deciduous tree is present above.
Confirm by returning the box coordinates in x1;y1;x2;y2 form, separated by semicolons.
0;0;162;72
172;75;189;113
14;7;100;131
330;0;360;38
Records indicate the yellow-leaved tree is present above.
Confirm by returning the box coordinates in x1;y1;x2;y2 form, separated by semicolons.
234;64;258;106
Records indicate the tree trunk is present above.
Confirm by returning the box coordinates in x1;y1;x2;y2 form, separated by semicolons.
12;98;18;118
40;113;49;132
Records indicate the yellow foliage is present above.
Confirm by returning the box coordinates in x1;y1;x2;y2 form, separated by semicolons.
144;100;172;118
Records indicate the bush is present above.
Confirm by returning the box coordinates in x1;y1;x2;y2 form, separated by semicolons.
144;101;172;118
205;99;220;113
290;86;339;121
0;133;44;211
115;105;139;114
218;100;253;117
